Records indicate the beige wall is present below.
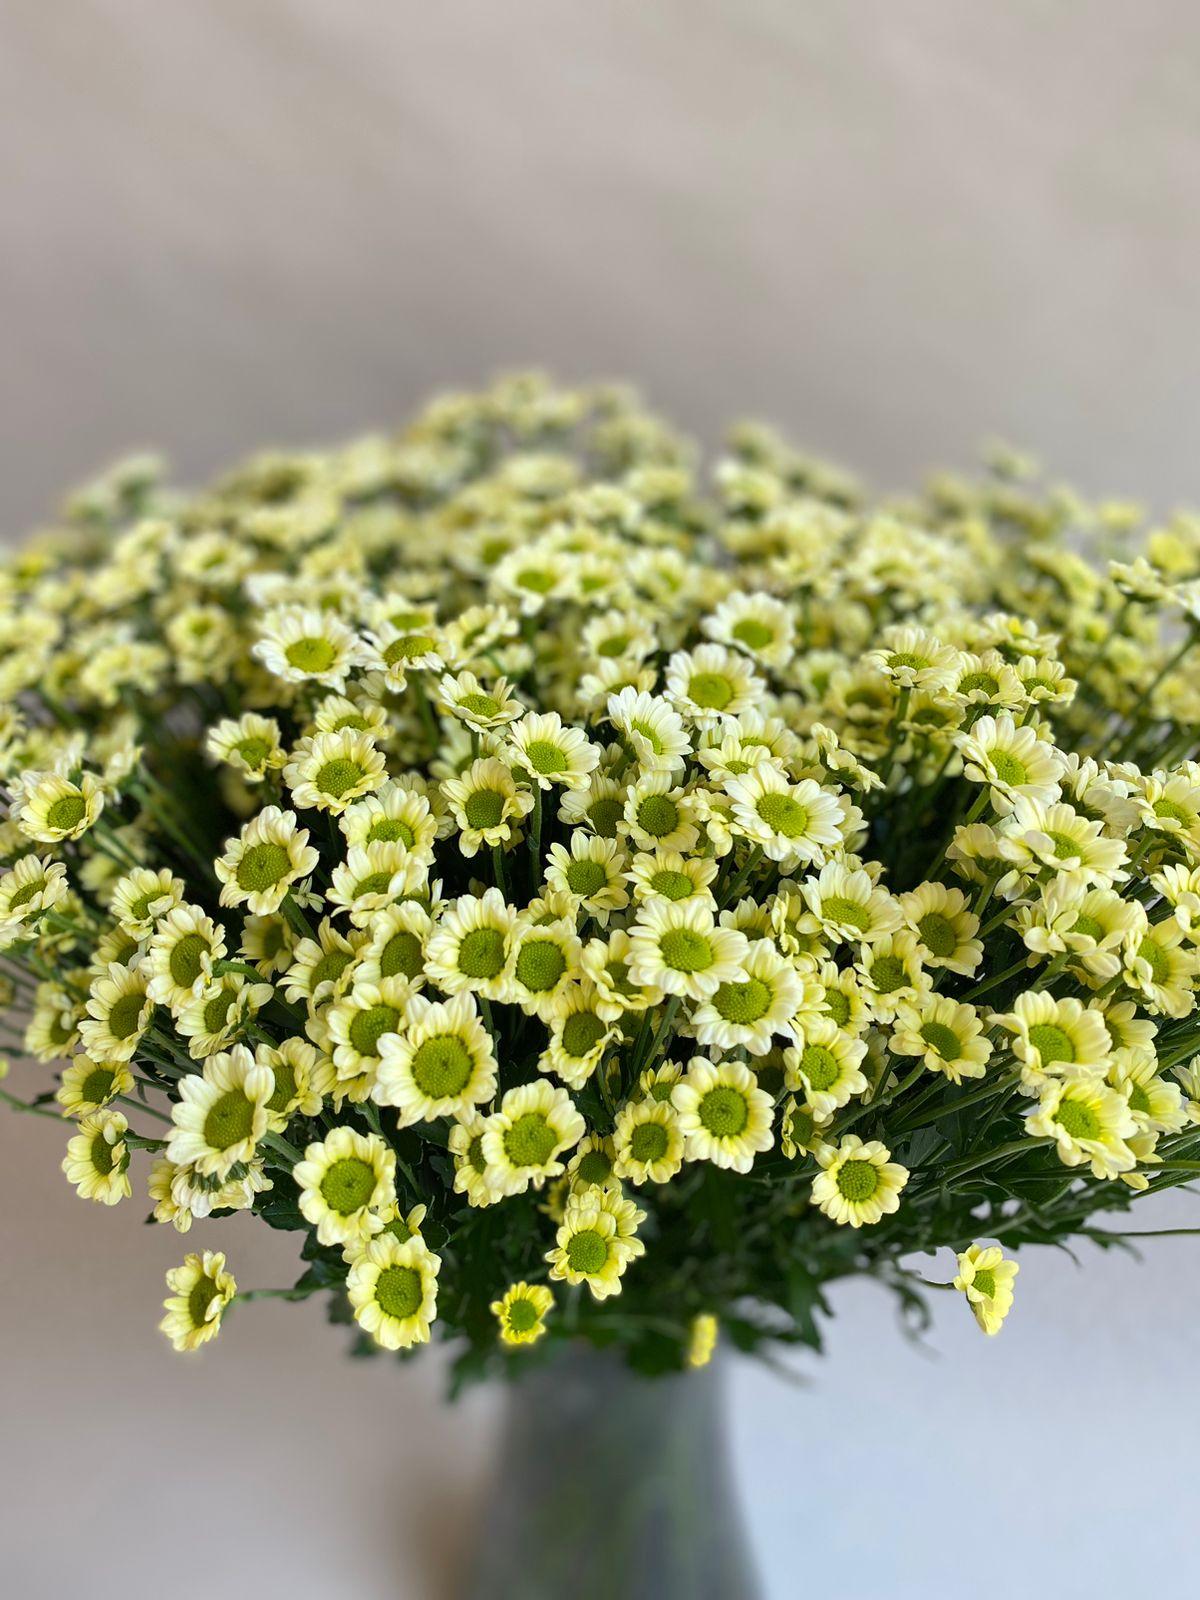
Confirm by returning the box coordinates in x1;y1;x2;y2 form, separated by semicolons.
3;5;1199;1597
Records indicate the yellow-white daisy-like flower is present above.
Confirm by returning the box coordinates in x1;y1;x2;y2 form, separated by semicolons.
671;1057;774;1173
779;1095;830;1160
538;982;617;1089
215;805;320;915
581;927;665;1019
865;625;960;691
425;888;519;1001
1025;1076;1137;1179
362;622;447;691
159;1250;237;1351
991;990;1113;1090
723;763;846;870
176;970;273;1060
491;1281;554;1346
502;711;600;791
612;1096;685;1186
253;606;363;691
339;782;438;868
285;729;387;815
891;995;992;1083
687;1311;720;1368
856;930;930;1020
442;756;536;857
953;1244;1019;1335
0;853;69;946
957;715;1063;811
626;848;718;908
1109;1047;1188;1138
505;915;582;1021
605;687;691;775
108;865;184;941
325;842;421;929
326;975;410;1090
689;938;808;1055
166;1044;275;1179
620;770;701;854
448;1110;502;1208
998;798;1129;889
56;1054;134;1117
347;1233;441;1350
26;980;82;1061
146;904;226;1011
481;1079;586;1196
205;712;287;783
257;1036;333;1130
294;1126;397;1247
802;860;902;945
546;1197;637;1300
15;769;105;843
627;897;749;1003
783;1017;869;1117
62;1108;131;1204
436;670;524;731
77;960;152;1064
896;881;983;976
375;991;498;1124
355;900;432;989
544;833;629;925
810;1135;909;1227
702;591;796;670
283;920;365;1010
664;642;764;727
1123;918;1198;1018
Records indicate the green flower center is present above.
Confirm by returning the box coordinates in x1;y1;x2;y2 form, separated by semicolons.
988;750;1028;787
380;929;423;980
659;928;714;973
917;912;957;958
958;671;999;696
566;859;608;898
637;794;678;836
801;1043;840;1091
203;1088;256;1151
1153;798;1189;824
628;719;664;754
824;988;851;1027
562;1011;606;1058
8;878;45;910
319;1155;377;1214
629;1121;669;1163
169;932;209;989
410;1035;474;1099
311;949;352;990
822;894;870;931
649;869;694;900
383;635;436;665
236;737;272;769
688;672;734;710
458;926;507;979
1055;1097;1100;1140
1138;935;1170;984
204;989;236;1033
285;638;338;673
712;976;772;1025
697;1085;748;1138
1027;1022;1075;1065
1070;913;1105;942
236;842;292;892
588;797;624;838
1042;830;1082;860
505;1297;539;1333
566;1228;609;1275
368;817;416;847
374;1264;423;1319
971;1268;997;1299
108;991;146;1040
316;759;366;798
503;1112;559;1169
576;1148;614;1184
80;1066;115;1105
464;789;506;830
91;1131;116;1176
187;1275;220;1328
870;955;907;994
46;793;86;833
515;939;567;993
525;740;566;775
756;792;810;839
348;1003;400;1057
731;619;774;651
459;692;500;719
836;1159;879;1202
354;871;394;897
920;1021;962;1060
266;1059;297;1115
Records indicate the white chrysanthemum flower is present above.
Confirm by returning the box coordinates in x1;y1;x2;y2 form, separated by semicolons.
215;805;320;915
891;995;992;1083
1025;1076;1137;1179
294;1126;397;1247
159;1251;236;1351
448;1110;502;1209
865;626;959;691
810;1135;908;1227
991;991;1113;1090
783;1016;870;1117
664;642;764;727
689;939;808;1056
338;781;438;866
325;842;422;928
482;1079;586;1196
166;1044;274;1179
435;670;524;731
146;904;227;1012
538;982;617;1089
671;1057;774;1173
505;915;583;1021
723;763;846;869
62;1108;131;1205
347;1234;441;1351
803;861;901;945
425;888;520;1001
254;607;363;690
953;1245;1019;1336
998;797;1129;889
0;853;69;946
612;1097;685;1186
78;960;152;1064
327;976;411;1088
895;881;982;975
176;970;273;1061
627;898;750;1002
702;591;796;669
957;714;1063;811
283;919;366;1009
502;711;600;792
206;713;287;783
1122;918;1199;1018
15;769;105;843
605;687;691;775
108;865;184;940
375;991;498;1124
285;729;387;815
545;833;629;925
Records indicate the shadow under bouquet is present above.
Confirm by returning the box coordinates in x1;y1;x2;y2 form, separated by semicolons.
4;374;1199;1390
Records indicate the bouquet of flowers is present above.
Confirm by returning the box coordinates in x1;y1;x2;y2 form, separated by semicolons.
4;373;1199;1388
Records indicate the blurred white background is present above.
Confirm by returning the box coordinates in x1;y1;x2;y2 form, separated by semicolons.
2;4;1198;1596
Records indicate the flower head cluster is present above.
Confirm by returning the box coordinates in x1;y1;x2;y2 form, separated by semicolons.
5;375;1200;1382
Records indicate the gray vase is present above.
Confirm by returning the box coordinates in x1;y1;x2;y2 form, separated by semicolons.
464;1345;762;1600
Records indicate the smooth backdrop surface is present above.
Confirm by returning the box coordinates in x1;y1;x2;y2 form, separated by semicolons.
2;5;1197;1597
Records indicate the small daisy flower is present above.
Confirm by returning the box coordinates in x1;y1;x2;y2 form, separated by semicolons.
896;882;983;976
62;1108;131;1204
0;854;69;946
491;1281;554;1347
865;626;959;692
627;897;750;1002
803;861;902;945
108;866;184;941
605;687;692;774
481;1080;586;1196
215;805;320;916
436;670;524;731
665;642;764;727
442;756;536;857
690;939;808;1056
283;919;366;1009
505;916;582;1021
891;995;992;1083
294;1126;397;1247
545;833;629;925
998;798;1129;889
957;714;1063;811
621;770;701;854
77;960;152;1064
448;1110;502;1209
327;976;410;1089
375;991;498;1124
1025;1076;1137;1179
347;1234;441;1351
671;1057;774;1173
166;1044;274;1179
206;713;287;783
325;843;421;929
581;927;665;1019
538;982;617;1089
954;1245;1019;1336
702;591;795;669
159;1251;236;1351
355;900;433;989
425;890;517;1002
339;783;438;868
1123;919;1199;1018
254;606;362;691
146;904;227;1011
612;1097;685;1186
502;711;600;791
56;1054;134;1117
15;769;105;843
626;848;718;908
991;991;1113;1090
566;1133;620;1192
257;1036;333;1129
558;771;629;839
811;1135;909;1228
546;1198;637;1300
856;931;930;1021
285;729;387;815
723;763;846;870
176;971;272;1060
779;1096;830;1160
1110;1048;1188;1137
